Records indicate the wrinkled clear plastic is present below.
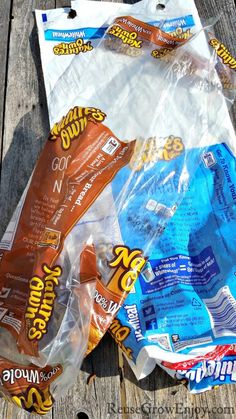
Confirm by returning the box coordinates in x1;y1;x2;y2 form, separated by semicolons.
48;14;235;281
48;13;236;366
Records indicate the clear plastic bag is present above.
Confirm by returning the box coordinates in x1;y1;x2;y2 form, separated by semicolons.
48;12;236;360
106;21;236;378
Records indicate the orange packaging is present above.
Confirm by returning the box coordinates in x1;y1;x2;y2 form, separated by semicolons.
0;106;139;359
0;105;149;413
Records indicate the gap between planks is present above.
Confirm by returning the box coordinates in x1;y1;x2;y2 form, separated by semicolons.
0;0;14;177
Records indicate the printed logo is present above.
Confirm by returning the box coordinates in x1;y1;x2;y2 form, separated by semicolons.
50;107;106;150
109;245;147;293
201;151;217;168
152;48;172;59
39;228;61;250
209;38;236;70
192;298;202;307
12;386;53;415
125;304;145;342
172;334;180;343
177;359;236;384
145;318;157;331
152;28;192;60
129;136;185;171
108;25;142;49
170;27;192;40
102;137;120;155
53;38;93;55
25;264;62;341
143;305;155;317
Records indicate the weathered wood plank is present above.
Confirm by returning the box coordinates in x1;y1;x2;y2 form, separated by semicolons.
122;357;236;419
0;1;12;164
0;0;55;239
53;334;121;419
195;0;236;123
0;1;54;417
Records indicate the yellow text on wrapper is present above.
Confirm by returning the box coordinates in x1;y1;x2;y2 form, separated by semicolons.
25;264;62;341
109;246;147;293
209;38;236;70
53;38;93;56
108;25;142;48
110;318;133;359
50;106;106;150
12;386;53;415
129;135;185;171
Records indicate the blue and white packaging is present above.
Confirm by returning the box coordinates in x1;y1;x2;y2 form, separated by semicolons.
112;142;236;378
160;346;236;393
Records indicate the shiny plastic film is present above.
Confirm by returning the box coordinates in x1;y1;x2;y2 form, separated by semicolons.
104;20;236;382
47;2;236;380
47;5;235;392
0;0;235;415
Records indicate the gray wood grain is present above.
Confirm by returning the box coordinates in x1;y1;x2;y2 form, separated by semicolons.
195;0;236;124
0;0;54;418
53;335;121;419
0;0;54;238
0;1;12;163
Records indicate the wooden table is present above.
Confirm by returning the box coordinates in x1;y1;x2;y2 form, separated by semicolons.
0;0;235;418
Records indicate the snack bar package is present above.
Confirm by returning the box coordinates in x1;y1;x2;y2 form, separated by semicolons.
107;18;236;379
0;105;138;412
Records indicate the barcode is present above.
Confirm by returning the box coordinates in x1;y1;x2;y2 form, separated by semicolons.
201;151;216;168
102;137;120;155
204;286;236;337
173;336;212;351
